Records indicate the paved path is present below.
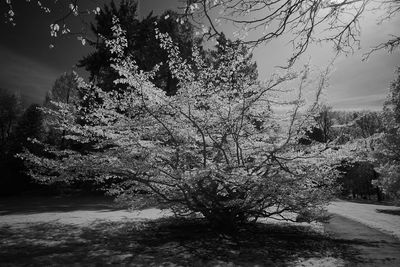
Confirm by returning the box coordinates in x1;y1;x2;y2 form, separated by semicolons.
325;213;400;266
328;200;400;239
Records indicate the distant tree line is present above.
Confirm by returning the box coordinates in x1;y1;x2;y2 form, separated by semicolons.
298;99;398;201
0;89;45;195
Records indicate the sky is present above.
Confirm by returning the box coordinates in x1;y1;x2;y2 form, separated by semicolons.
0;0;399;110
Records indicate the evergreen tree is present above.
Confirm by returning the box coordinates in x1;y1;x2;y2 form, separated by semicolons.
207;34;258;88
45;71;79;106
13;104;45;151
0;104;45;195
78;0;197;96
0;88;22;146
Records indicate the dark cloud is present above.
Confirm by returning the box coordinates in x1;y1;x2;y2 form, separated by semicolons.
0;45;59;105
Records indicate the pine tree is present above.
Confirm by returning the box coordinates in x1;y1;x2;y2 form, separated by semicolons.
78;0;197;96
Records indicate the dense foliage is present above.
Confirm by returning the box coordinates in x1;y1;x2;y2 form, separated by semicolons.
0;88;22;146
0;97;46;195
373;68;400;200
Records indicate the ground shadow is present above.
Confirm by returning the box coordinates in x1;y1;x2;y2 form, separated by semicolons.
376;209;400;216
0;195;122;215
0;217;365;266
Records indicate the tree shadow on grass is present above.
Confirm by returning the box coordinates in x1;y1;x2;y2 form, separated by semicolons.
376;209;400;216
0;217;368;266
0;196;121;215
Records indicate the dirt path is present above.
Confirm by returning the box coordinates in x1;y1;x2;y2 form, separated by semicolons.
325;214;400;267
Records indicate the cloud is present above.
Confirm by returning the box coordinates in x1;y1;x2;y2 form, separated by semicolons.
326;49;399;110
253;4;400;111
0;45;61;105
328;93;387;111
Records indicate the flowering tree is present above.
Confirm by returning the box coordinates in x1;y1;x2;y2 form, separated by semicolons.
373;68;400;200
21;17;338;230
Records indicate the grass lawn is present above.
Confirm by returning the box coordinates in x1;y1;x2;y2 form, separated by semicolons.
0;196;374;266
1;217;354;266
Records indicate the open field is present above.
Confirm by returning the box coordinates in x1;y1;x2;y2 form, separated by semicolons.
0;196;399;266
